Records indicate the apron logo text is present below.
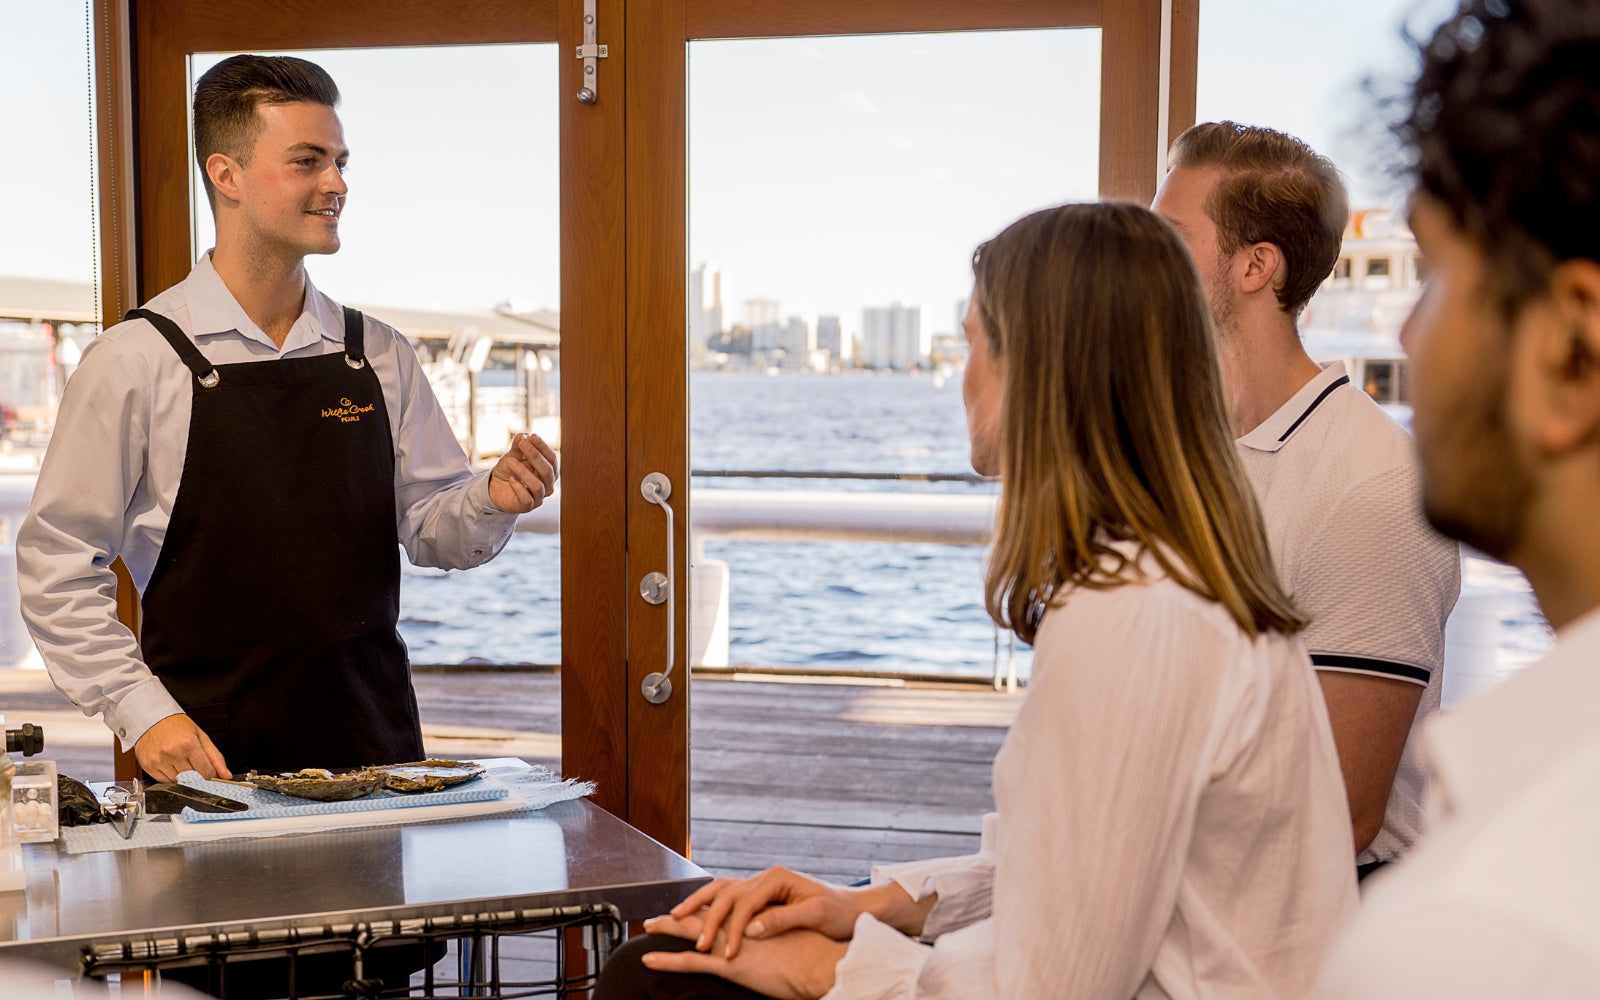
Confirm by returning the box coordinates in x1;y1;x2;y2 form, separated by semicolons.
322;397;376;423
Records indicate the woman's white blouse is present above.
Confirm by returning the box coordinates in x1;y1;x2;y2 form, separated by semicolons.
824;556;1357;1000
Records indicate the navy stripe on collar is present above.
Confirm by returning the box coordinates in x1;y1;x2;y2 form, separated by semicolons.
1310;652;1430;685
1278;374;1351;443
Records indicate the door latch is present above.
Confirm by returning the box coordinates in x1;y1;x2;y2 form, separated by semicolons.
576;0;609;104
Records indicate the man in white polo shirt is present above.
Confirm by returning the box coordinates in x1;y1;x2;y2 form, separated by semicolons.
1153;122;1461;877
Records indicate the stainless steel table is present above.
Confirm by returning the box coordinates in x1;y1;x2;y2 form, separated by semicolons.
0;799;708;993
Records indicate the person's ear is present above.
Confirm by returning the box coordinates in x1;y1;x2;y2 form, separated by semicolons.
1526;259;1600;456
206;152;243;206
1238;242;1284;297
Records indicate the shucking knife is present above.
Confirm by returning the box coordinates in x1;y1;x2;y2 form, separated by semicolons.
144;783;249;815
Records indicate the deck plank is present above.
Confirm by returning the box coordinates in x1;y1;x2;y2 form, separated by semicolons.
4;669;1018;881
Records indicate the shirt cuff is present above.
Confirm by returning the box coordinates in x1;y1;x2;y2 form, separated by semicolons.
821;914;930;1000
918;865;994;941
102;677;187;752
873;849;993;943
1309;652;1431;687
469;473;519;517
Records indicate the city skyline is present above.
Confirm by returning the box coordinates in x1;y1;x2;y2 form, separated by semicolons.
690;260;960;372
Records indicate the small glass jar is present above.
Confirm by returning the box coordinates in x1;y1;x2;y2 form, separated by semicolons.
10;759;57;843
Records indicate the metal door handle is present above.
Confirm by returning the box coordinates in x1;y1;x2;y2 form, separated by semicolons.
640;473;675;704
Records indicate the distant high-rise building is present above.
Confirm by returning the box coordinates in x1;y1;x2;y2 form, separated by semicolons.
690;263;725;345
751;321;783;353
954;297;969;337
815;315;848;361
743;297;781;330
780;315;815;360
860;303;924;370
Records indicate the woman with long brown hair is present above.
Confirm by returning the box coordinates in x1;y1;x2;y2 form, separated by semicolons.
596;203;1356;1000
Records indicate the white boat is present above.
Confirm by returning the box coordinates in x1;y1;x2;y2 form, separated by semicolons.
1301;208;1422;425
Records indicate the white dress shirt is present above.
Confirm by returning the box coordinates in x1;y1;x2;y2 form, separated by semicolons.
824;548;1358;1000
17;254;519;750
1314;607;1600;999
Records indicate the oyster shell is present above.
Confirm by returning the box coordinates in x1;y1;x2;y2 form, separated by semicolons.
377;759;486;793
243;767;386;801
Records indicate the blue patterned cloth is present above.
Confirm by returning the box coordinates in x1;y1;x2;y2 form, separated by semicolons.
174;770;508;823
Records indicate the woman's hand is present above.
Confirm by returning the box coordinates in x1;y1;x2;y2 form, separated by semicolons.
664;866;870;959
642;912;847;1000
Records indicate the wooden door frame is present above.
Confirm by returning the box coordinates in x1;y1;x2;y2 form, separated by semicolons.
621;0;1198;852
93;0;1195;854
88;0;661;838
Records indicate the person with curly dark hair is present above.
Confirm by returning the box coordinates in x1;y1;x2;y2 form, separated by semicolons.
1316;1;1600;995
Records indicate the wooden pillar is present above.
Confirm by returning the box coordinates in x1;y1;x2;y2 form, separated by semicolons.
96;0;146;782
559;0;637;832
623;0;691;854
1099;0;1198;203
95;0;140;322
1167;0;1199;151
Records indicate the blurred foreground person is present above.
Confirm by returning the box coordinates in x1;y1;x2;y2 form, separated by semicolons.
1316;1;1600;996
595;203;1356;1000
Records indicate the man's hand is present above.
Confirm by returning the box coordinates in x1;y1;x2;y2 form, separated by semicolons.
487;432;558;514
134;713;230;782
641;912;847;1000
667;866;871;959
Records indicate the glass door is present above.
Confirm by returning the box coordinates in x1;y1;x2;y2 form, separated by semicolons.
651;0;1197;861
94;0;673;842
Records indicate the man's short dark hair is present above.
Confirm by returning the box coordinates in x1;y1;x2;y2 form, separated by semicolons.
1402;0;1600;318
192;54;340;209
1168;122;1349;318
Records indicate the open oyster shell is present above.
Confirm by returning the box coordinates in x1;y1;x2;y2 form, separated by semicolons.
378;759;486;793
242;767;387;801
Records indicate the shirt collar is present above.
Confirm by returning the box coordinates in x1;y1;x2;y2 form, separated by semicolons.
186;251;344;353
1236;360;1351;454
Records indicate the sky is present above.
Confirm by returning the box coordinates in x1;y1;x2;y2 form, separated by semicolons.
2;0;1454;335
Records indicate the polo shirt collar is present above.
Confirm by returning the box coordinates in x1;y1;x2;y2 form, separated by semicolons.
185;251;344;354
1237;361;1352;454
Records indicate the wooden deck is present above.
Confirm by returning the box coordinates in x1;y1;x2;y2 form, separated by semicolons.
0;668;1021;880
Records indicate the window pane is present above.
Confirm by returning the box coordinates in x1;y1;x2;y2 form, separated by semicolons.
190;46;562;668
689;29;1100;684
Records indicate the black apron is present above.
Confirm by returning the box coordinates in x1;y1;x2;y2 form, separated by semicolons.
129;306;424;775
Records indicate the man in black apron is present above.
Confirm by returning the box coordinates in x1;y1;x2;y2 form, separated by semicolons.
18;54;557;786
133;302;426;776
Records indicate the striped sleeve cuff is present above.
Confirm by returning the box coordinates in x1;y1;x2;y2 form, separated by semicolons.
1310;653;1431;686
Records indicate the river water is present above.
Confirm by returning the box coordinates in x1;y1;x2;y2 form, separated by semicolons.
398;372;1552;689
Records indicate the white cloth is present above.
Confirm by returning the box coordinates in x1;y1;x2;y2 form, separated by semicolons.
1236;361;1461;863
1314;608;1600;999
824;549;1358;1000
16;253;519;750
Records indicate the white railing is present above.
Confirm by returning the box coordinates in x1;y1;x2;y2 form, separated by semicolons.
513;488;996;545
